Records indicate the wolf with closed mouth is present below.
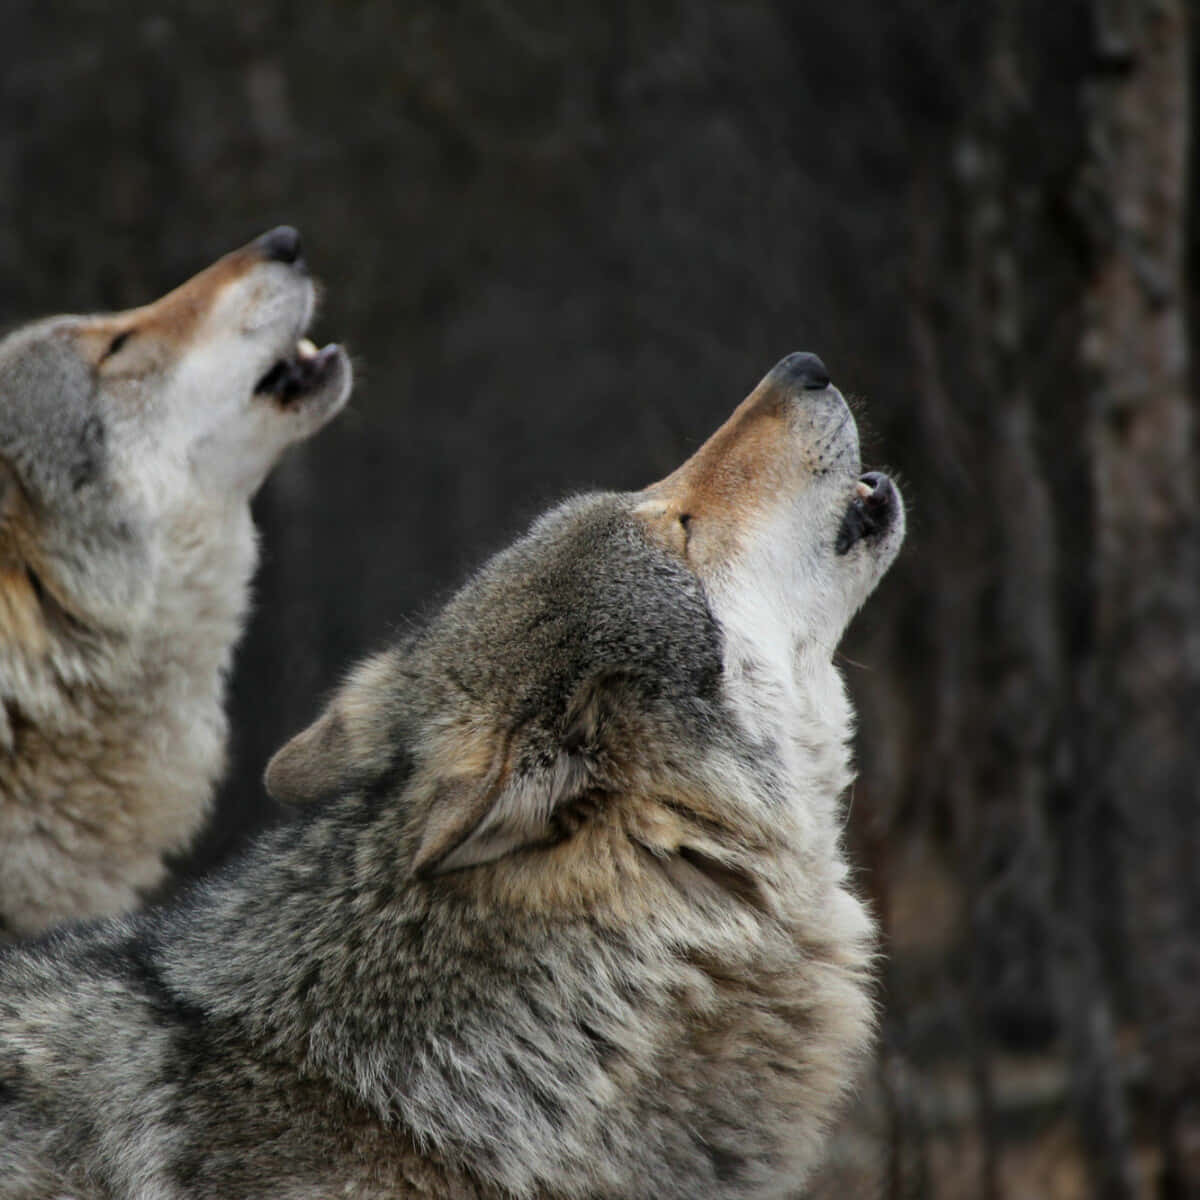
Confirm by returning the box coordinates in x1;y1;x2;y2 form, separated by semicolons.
0;351;902;1197
0;227;351;938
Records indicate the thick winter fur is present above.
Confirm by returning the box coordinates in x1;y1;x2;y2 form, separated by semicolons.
0;352;903;1197
0;230;351;937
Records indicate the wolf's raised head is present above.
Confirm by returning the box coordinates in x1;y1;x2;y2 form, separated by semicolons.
269;350;900;909
0;228;351;936
0;226;349;636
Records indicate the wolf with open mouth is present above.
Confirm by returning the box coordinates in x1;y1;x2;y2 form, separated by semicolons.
0;227;351;938
0;351;900;1196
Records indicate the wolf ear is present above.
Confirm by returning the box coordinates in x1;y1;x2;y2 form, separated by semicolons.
413;670;637;877
264;707;355;805
266;652;405;805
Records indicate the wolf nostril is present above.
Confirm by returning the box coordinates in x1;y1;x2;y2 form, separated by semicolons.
778;352;831;392
256;226;304;266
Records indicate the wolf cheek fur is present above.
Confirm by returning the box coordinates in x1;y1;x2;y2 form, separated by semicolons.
0;228;352;938
0;351;903;1197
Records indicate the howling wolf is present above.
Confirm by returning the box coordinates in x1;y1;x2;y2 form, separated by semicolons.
0;227;351;937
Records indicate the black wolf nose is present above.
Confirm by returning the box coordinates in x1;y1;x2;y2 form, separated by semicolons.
256;226;304;266
777;352;831;391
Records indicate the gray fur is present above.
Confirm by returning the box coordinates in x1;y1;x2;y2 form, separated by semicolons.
0;355;903;1196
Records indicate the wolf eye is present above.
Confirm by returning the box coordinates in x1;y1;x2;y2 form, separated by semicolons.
101;331;133;361
679;513;693;533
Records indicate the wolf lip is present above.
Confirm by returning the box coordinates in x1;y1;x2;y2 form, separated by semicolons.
836;472;897;555
255;341;341;405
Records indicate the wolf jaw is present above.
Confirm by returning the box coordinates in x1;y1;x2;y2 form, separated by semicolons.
254;337;344;407
837;472;900;555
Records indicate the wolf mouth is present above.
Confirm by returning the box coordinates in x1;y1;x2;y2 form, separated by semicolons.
836;472;898;555
255;337;342;406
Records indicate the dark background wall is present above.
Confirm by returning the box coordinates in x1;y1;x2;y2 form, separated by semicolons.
2;2;1197;1195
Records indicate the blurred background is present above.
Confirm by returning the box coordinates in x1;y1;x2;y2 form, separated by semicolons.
2;1;1197;1195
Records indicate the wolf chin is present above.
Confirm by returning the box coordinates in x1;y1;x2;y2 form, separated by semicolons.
0;351;902;1197
0;227;351;938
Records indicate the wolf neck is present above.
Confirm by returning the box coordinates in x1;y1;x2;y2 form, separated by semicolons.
0;504;257;935
710;561;855;825
134;498;259;819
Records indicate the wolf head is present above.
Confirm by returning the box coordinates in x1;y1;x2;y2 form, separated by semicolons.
0;226;350;638
268;352;902;909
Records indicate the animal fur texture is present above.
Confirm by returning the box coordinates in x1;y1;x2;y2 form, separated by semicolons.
0;228;351;937
0;351;903;1197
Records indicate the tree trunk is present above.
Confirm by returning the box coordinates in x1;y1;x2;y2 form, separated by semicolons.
1081;0;1199;1193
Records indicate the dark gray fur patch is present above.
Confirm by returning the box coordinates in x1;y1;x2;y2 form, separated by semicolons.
422;494;726;754
70;414;105;492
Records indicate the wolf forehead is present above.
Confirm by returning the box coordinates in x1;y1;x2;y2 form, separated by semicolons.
426;494;725;710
